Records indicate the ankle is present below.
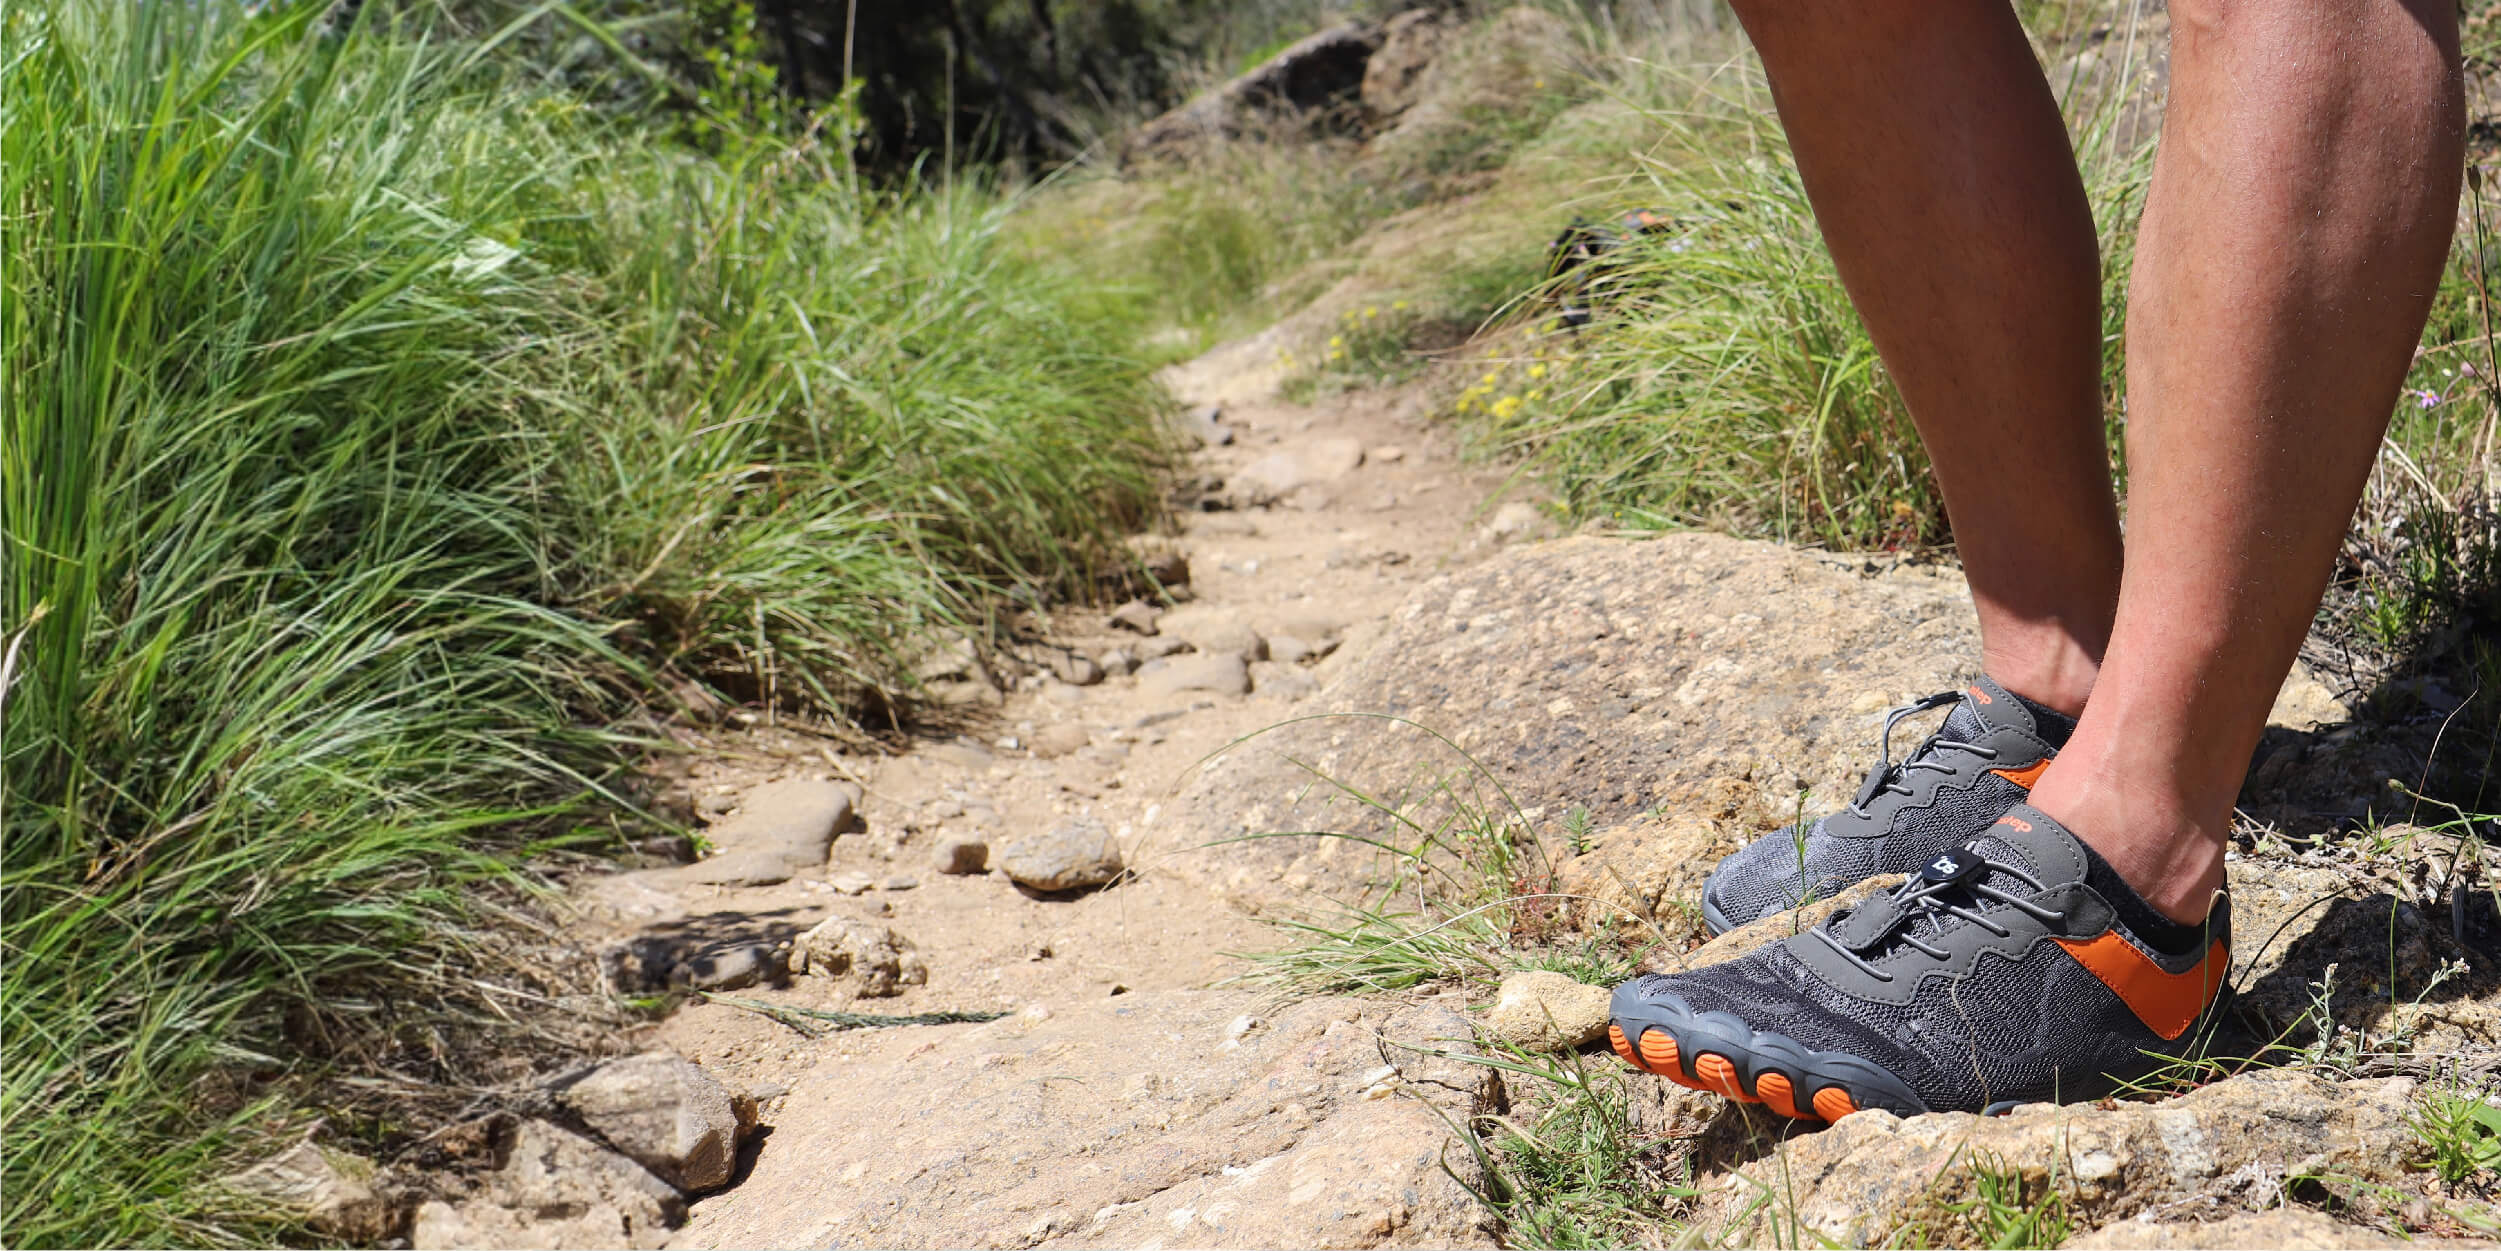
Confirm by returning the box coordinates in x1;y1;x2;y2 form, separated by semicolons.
1981;647;2099;720
2028;762;2226;925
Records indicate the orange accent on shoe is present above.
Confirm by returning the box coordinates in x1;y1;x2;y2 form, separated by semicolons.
2054;932;2230;1041
1609;1024;1644;1071
1811;1087;1861;1121
1968;685;1994;705
1996;815;2034;833
1638;1029;1693;1087
1990;759;2051;789
1692;1053;1755;1102
1755;1071;1808;1120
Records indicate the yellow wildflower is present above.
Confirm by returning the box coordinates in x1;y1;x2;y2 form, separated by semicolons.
1490;395;1523;419
1527;363;1548;379
1363;305;1379;319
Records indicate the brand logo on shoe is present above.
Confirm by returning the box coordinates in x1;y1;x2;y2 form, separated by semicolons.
2054;932;2230;1040
1967;685;1994;705
1996;815;2033;833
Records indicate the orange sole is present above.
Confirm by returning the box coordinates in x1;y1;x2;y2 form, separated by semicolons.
1610;1022;1864;1124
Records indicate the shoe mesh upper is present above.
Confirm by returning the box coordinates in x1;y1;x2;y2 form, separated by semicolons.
1710;699;2031;928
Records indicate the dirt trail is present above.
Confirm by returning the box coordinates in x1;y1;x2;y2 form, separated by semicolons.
568;342;1532;1248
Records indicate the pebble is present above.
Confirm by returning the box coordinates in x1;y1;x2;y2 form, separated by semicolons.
997;818;1126;892
933;837;990;875
882;875;920;891
828;871;877;895
1028;722;1091;759
1108;600;1162;634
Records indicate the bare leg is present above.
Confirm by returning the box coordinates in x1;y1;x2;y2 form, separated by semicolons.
2028;0;2465;922
1730;1;2121;716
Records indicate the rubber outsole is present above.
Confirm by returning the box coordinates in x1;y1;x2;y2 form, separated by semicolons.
1606;982;1928;1123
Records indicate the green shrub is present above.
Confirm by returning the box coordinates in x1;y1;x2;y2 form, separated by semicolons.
1;4;1168;1243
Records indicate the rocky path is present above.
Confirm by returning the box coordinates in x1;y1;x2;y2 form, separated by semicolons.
530;341;1536;1250
395;328;2500;1250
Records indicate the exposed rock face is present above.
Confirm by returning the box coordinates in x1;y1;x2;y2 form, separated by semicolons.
669;993;1500;1249
1127;23;1386;160
1691;1071;2423;1247
410;1118;684;1251
790;916;927;997
1362;9;1449;119
2062;1207;2450;1250
1164;533;1986;911
553;1052;758;1194
997;818;1127;893
1479;970;1608;1051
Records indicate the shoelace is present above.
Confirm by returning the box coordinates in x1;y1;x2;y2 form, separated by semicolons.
1812;852;2067;983
1846;690;2000;817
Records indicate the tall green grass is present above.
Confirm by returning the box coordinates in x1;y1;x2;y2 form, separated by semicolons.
2;3;1168;1243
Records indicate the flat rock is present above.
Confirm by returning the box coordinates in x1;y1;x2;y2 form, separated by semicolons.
673;942;774;991
553;1052;758;1193
1028;722;1091;759
2064;1207;2456;1249
1479;970;1609;1052
1689;1070;2420;1247
791;916;926;997
997;818;1126;893
669;993;1497;1250
663;780;858;888
1137;652;1250;700
1158;604;1269;663
410;1118;683;1250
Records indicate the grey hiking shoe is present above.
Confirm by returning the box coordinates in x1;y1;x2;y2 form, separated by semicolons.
1700;675;2074;935
1609;804;2232;1121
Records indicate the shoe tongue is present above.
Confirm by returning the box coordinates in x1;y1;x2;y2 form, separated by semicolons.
1957;674;2042;739
1959;803;2089;891
1830;803;2089;953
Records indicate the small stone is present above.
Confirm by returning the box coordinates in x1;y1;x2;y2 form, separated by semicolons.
1176;404;1232;447
1249;661;1319;700
553;1052;757;1193
1028;722;1091;759
827;871;876;895
1303;437;1366;478
1096;648;1138;677
793;917;927;997
410;1119;683;1250
1369;444;1406;463
1480;500;1550;544
1134;635;1193;660
882;874;920;891
932;838;990;875
673;943;775;991
1108;600;1161;635
1480;970;1611;1052
1159;605;1268;663
997;818;1126;893
1137;652;1250;700
1048;651;1104;686
223;1140;392;1242
1127;540;1192;588
1225;1014;1262;1043
635;833;697;864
